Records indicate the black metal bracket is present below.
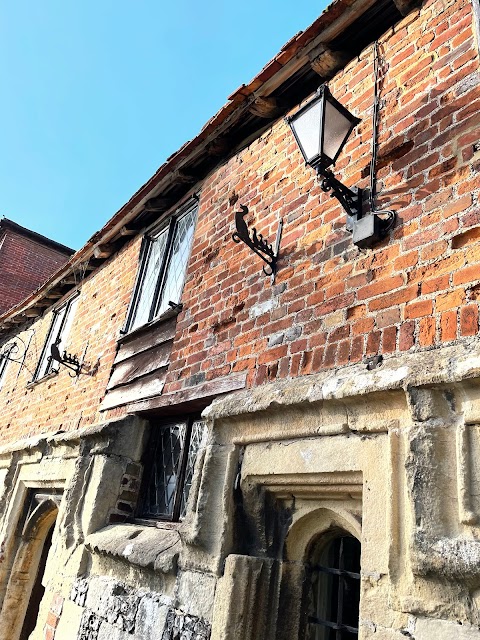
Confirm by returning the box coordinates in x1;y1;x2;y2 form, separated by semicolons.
232;205;283;278
317;167;363;230
49;339;98;378
0;336;29;366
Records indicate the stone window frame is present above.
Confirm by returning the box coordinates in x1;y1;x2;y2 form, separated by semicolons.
135;416;208;524
32;292;80;382
0;459;67;640
123;199;198;334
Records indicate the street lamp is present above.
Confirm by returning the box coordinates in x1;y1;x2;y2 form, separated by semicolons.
287;85;393;248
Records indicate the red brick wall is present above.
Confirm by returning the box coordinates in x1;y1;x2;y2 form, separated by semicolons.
166;0;480;390
0;0;479;444
0;230;71;315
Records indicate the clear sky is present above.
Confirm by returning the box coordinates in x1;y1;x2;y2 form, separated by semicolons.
0;1;328;250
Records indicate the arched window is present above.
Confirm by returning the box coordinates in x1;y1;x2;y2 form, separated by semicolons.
303;532;361;639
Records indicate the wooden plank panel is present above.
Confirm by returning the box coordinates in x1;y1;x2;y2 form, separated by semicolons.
100;370;167;411
115;317;177;364
107;342;172;390
123;373;248;414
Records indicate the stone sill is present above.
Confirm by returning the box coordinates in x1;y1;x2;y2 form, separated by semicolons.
85;523;181;574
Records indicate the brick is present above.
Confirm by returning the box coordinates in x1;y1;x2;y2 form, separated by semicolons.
405;299;433;319
399;321;415;351
435;289;466;312
460;304;479;336
443;194;472;217
368;286;418;311
453;265;480;286
440;310;457;342
376;308;401;328
357;276;404;301
366;331;381;356
382;326;397;353
419;316;436;346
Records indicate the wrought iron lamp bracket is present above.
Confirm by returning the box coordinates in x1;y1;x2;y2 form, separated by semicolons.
232;205;283;279
317;167;363;231
50;339;98;378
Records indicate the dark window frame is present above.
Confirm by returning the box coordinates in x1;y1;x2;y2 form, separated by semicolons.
32;294;80;382
303;533;361;639
0;343;12;389
123;200;198;334
135;415;206;525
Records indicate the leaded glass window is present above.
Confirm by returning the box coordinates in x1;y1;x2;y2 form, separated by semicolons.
304;534;361;640
0;343;12;390
126;202;197;332
138;418;207;521
33;294;80;381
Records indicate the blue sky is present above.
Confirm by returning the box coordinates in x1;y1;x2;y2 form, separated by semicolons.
0;1;327;250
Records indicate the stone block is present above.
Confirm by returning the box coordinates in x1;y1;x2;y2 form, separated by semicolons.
135;595;169;640
97;621;125;640
51;599;83;640
414;617;480;639
82;456;126;536
176;570;216;621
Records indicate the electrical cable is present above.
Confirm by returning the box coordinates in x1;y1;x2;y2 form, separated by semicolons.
369;41;395;232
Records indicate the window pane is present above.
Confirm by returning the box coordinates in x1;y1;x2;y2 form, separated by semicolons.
55;296;79;357
129;230;168;331
143;422;186;518
35;296;79;380
304;535;360;640
156;208;196;316
180;420;207;518
0;344;12;389
36;306;66;379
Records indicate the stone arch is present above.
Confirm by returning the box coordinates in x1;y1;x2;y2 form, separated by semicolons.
286;506;362;564
0;496;59;640
276;507;362;640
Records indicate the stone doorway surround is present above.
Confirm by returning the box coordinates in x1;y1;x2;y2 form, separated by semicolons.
206;340;480;639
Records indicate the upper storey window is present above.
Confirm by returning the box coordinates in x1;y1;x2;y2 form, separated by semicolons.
0;344;12;390
126;202;197;332
33;294;79;381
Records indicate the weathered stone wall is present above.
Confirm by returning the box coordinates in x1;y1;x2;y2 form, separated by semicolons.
3;347;480;637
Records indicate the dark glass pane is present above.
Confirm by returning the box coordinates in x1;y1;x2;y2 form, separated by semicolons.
341;537;361;573
142;422;186;518
304;534;360;640
180;420;207;518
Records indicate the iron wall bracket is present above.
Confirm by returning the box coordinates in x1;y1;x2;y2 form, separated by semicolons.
50;339;98;378
317;167;363;229
232;205;283;279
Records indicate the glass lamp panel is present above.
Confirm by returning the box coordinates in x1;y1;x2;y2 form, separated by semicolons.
323;100;355;164
290;99;323;164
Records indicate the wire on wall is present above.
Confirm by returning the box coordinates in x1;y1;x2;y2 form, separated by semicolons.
369;41;396;232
